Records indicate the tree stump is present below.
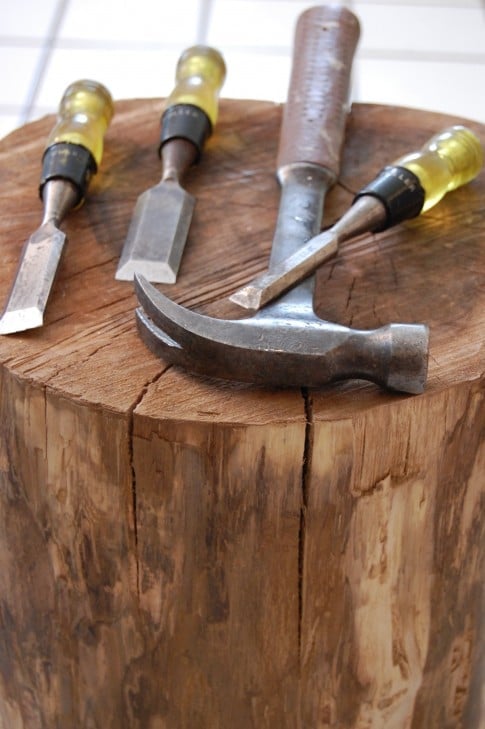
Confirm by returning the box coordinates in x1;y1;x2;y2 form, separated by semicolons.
0;100;483;729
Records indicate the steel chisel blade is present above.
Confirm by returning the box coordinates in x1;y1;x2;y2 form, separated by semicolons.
115;181;195;283
0;223;66;334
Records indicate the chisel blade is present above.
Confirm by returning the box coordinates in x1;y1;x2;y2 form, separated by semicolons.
0;223;66;334
115;181;195;283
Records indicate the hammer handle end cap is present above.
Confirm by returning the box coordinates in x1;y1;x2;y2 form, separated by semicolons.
385;323;429;394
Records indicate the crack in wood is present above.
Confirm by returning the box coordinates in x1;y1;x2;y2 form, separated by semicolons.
128;367;169;602
298;387;314;662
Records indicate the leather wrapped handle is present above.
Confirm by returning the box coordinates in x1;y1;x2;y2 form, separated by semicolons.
277;5;360;177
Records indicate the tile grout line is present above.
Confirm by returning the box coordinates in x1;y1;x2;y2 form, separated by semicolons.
19;0;71;124
196;0;215;44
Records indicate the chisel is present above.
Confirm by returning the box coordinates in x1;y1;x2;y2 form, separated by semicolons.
115;45;226;283
0;79;114;334
230;124;483;310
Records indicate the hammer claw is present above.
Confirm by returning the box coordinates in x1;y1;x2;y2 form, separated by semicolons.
134;273;253;348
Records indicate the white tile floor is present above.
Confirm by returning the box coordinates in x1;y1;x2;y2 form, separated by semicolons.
1;0;484;141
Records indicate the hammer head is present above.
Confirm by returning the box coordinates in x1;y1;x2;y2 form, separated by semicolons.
134;274;429;394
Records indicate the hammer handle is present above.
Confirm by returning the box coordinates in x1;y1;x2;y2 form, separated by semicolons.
277;5;360;177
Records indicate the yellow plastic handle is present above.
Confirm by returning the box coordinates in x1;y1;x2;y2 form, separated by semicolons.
164;45;226;127
394;125;483;212
45;79;114;167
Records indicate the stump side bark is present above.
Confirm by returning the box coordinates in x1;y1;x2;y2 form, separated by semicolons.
0;100;483;728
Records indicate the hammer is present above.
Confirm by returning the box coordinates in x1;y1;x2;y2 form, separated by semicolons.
134;5;429;394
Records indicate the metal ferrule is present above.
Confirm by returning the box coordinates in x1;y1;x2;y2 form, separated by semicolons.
40;142;97;206
354;165;426;231
159;104;212;161
40;178;79;227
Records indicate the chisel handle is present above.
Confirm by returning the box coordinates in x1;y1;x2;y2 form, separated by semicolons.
394;125;483;212
45;79;114;167
355;125;483;229
41;79;114;204
160;45;226;160
277;5;360;178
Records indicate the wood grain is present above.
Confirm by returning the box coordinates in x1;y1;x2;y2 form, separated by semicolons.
0;99;483;728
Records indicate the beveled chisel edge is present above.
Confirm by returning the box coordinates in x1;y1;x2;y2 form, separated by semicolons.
115;260;177;283
0;306;44;334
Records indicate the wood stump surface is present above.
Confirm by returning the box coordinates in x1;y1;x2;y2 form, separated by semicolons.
0;99;484;728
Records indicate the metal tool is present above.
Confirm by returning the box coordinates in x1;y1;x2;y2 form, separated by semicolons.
0;79;113;335
134;5;429;395
230;125;484;310
115;45;226;283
